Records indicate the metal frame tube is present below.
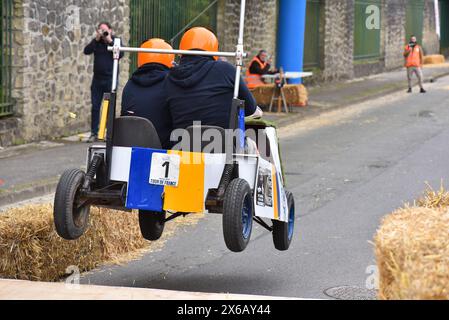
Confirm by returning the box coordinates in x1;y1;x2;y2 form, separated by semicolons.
108;0;247;96
104;0;248;181
107;46;245;58
234;0;247;150
233;0;246;99
111;38;121;92
237;0;246;46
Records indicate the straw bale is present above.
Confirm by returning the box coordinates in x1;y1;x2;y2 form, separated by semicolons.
251;85;275;106
423;55;445;65
251;84;308;108
0;204;202;281
375;185;449;299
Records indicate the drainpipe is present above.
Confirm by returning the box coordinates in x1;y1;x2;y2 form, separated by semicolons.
276;0;307;84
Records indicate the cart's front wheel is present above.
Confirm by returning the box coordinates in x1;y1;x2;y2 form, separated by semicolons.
138;210;166;241
53;169;90;240
223;178;254;252
272;190;295;251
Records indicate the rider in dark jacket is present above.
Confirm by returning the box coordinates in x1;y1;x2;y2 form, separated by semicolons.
164;27;258;131
121;39;175;149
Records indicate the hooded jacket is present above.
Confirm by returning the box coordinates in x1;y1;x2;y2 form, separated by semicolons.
165;55;257;130
121;63;172;149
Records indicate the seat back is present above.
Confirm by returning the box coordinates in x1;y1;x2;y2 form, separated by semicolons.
182;125;228;154
113;116;162;149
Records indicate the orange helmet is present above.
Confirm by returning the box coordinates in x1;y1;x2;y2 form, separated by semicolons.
179;27;219;60
137;38;175;68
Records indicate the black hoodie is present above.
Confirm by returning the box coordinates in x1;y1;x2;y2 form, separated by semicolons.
121;63;172;149
165;55;257;130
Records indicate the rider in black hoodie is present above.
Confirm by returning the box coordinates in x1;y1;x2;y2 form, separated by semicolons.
121;39;175;149
165;27;258;131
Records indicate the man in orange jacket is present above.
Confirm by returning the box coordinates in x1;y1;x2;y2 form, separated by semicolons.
245;50;277;89
403;35;426;93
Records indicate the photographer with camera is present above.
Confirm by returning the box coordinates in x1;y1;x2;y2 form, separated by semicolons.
403;35;426;94
83;22;124;142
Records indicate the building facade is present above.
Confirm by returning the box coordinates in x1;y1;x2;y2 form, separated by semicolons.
0;0;445;146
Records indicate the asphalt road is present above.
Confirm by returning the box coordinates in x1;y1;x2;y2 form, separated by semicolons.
80;76;449;299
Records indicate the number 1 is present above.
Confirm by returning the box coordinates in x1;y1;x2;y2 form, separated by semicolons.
162;161;170;178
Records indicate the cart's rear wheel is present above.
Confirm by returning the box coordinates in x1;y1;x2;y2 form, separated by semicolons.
272;190;295;251
53;169;90;240
223;178;254;252
138;210;166;241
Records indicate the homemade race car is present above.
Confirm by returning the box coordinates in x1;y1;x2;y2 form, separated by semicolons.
53;0;296;252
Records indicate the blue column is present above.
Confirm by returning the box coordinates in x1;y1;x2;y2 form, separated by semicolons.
277;0;307;84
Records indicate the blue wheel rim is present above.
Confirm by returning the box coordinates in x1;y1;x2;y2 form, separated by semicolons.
242;194;252;239
287;204;295;240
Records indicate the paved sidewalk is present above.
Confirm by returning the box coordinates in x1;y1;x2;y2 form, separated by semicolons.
1;63;448;207
0;140;90;207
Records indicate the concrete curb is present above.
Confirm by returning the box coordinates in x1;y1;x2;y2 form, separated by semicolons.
0;279;301;300
0;179;58;208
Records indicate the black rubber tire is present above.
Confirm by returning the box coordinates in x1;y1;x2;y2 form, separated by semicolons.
53;169;90;240
223;178;254;252
272;190;295;251
138;210;166;241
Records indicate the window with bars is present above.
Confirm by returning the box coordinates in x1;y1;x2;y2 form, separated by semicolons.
129;0;218;73
0;0;14;117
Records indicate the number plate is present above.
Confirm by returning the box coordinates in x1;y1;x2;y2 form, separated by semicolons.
149;153;181;187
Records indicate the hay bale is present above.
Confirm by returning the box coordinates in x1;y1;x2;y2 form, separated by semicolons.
251;84;275;106
375;185;449;300
0;204;202;282
251;84;308;108
424;55;446;65
283;84;308;107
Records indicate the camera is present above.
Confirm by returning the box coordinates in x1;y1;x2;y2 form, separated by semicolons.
102;31;109;37
408;42;416;48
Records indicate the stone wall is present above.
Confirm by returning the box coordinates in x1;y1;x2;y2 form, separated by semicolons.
321;0;355;82
384;0;407;70
308;0;440;82
422;0;440;55
216;0;278;66
2;0;130;147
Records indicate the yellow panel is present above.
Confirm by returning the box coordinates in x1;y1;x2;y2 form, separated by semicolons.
163;151;205;213
272;165;279;220
98;99;109;140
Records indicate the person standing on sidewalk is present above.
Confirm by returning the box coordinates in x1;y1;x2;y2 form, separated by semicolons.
403;35;426;94
84;22;124;142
